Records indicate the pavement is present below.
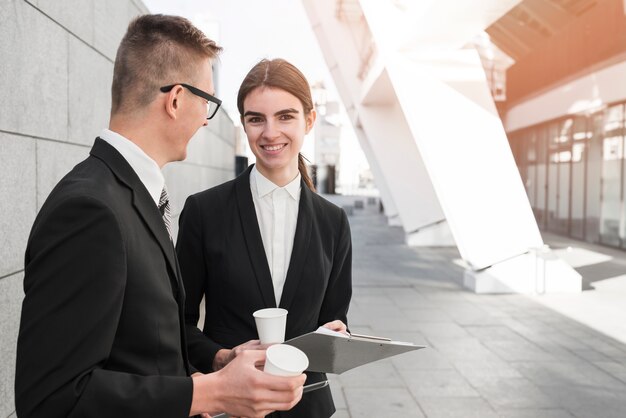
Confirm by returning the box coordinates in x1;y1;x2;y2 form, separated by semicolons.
323;196;626;418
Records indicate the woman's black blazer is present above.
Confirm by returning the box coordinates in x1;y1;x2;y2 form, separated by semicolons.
176;165;352;418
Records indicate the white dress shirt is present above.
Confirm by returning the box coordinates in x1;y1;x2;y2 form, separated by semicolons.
99;129;165;206
250;166;301;306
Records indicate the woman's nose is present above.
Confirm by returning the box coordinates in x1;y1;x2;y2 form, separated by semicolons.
262;120;280;139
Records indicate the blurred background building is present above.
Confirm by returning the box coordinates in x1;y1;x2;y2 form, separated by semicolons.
500;0;626;250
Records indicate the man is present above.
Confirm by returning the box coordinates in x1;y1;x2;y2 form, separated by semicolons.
15;14;305;418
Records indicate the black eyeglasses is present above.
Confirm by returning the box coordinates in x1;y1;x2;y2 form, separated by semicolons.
160;83;222;120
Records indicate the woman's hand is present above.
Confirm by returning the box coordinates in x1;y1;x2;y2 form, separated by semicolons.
212;339;268;371
322;319;348;335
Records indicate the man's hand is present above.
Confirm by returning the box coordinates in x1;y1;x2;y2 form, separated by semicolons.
190;350;305;418
212;339;268;371
322;319;348;335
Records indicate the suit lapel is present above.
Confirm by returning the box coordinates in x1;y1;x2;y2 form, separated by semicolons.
235;166;277;307
279;181;312;311
90;138;179;290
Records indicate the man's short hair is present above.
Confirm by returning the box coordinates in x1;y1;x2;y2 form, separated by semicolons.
111;14;222;114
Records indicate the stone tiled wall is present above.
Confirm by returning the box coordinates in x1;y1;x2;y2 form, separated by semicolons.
0;1;236;416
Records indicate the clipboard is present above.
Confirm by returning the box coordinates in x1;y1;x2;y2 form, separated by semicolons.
284;327;425;374
211;381;329;418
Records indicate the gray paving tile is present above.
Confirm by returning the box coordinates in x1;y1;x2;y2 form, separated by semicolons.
349;293;393;306
569;348;611;362
590;338;626;360
593;361;626;384
401;369;479;398
497;409;574;418
333;209;626;418
464;325;527;342
391;347;454;371
531;342;585;363
418;397;498;418
331;409;351;418
425;338;496;361
527;331;589;351
339;360;405;389
453;359;523;387
539;385;626;418
343;387;424;417
367;317;426;332
352;286;390;296
443;305;502;326
476;378;557;409
481;339;557;362
412;322;470;340
328;376;347;410
401;308;453;323
512;361;625;389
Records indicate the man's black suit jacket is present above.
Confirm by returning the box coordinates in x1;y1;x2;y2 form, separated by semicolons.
176;165;353;418
15;138;194;418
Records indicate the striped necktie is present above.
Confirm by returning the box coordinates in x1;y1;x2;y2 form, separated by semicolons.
158;187;172;240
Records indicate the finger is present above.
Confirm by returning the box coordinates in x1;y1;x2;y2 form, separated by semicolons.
243;340;265;350
323;320;346;332
323;320;340;329
239;348;267;367
257;372;306;392
249;384;304;413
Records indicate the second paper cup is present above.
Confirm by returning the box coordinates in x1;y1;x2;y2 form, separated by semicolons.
253;308;288;344
264;344;309;376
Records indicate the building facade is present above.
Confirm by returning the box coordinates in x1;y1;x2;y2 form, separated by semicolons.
501;0;626;250
0;1;236;415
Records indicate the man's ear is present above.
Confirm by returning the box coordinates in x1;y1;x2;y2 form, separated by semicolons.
165;85;185;119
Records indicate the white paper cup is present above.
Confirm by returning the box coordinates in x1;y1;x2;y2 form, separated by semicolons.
253;308;288;344
264;344;309;376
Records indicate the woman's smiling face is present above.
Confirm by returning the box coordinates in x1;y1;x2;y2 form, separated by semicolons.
242;87;314;180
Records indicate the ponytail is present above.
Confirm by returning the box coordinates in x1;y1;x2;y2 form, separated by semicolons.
298;153;316;192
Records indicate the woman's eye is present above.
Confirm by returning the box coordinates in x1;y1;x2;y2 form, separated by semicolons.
247;117;262;124
279;114;294;121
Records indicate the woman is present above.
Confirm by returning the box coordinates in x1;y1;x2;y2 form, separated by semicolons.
176;58;352;417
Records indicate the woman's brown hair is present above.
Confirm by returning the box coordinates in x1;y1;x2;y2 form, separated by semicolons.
237;58;316;191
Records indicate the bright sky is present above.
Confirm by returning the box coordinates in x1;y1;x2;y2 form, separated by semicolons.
143;0;336;121
143;0;370;191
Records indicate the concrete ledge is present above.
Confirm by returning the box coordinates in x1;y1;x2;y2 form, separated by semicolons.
406;221;455;247
387;214;403;227
464;250;582;294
